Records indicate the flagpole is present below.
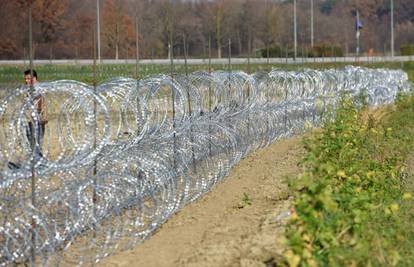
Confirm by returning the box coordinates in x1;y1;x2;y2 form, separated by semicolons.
356;9;360;57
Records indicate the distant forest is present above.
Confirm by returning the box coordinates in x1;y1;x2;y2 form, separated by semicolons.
0;0;413;59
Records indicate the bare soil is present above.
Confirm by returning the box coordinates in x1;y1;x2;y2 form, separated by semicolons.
99;136;304;267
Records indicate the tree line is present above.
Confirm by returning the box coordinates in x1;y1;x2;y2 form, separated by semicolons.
0;0;413;60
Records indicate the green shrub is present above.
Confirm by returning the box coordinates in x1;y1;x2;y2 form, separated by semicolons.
284;94;414;266
258;45;343;58
400;44;414;56
259;46;284;58
308;45;344;57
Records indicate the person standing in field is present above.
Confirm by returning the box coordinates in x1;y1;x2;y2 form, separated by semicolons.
8;69;48;170
24;69;48;160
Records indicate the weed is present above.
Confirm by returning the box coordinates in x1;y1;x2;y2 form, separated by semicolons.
237;192;253;209
283;94;414;266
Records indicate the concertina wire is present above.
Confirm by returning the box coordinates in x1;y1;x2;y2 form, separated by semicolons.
0;66;412;265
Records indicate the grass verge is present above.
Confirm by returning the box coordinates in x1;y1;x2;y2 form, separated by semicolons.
0;61;413;84
282;94;414;267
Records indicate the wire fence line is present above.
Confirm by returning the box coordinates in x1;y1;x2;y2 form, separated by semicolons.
0;66;412;266
0;56;413;66
0;57;411;98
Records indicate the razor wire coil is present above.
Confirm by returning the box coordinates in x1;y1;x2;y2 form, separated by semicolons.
0;66;411;266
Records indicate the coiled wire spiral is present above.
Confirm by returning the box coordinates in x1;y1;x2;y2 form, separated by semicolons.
0;66;411;265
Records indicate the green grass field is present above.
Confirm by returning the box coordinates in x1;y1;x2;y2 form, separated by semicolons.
0;61;413;85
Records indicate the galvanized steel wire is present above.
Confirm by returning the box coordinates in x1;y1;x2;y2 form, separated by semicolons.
0;66;411;265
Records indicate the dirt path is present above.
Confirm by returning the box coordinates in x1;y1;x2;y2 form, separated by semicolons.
99;136;304;267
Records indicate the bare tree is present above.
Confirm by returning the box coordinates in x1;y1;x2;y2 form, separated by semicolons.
0;0;414;59
102;0;133;59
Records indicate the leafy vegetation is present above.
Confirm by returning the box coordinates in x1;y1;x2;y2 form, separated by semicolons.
237;192;253;209
401;44;414;56
284;93;414;266
258;45;344;58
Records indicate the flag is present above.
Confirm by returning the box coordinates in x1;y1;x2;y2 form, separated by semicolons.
355;10;363;39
